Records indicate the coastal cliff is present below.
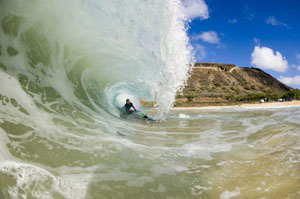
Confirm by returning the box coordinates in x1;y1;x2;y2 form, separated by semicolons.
175;63;295;107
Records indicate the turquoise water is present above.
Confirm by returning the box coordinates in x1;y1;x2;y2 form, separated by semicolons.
1;0;300;198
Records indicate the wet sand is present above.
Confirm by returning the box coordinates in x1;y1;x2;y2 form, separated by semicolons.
173;100;300;110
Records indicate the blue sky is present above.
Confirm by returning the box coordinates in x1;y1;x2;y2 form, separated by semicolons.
182;0;300;89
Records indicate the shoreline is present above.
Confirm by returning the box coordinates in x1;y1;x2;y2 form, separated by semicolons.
172;100;300;110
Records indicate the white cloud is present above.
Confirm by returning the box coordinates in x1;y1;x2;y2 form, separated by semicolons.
291;64;298;69
193;31;219;44
228;18;237;24
251;46;288;72
279;76;300;86
266;16;289;28
181;0;209;20
194;44;206;60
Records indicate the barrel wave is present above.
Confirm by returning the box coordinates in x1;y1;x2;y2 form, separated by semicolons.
0;0;192;119
0;0;193;197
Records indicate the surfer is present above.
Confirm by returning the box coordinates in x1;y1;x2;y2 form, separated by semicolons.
124;99;150;119
124;99;149;119
124;99;137;113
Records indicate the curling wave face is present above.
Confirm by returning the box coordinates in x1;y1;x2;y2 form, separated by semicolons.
0;0;192;197
0;0;192;119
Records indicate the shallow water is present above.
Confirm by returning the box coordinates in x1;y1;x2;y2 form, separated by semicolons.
1;107;300;198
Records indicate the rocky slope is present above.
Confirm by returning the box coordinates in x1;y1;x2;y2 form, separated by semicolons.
175;63;294;106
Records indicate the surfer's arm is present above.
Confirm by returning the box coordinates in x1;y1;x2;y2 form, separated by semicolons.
132;104;137;111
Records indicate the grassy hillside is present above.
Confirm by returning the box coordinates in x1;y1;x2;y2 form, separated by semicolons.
175;63;300;107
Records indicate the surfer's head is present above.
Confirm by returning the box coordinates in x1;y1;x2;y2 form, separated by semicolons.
126;99;130;104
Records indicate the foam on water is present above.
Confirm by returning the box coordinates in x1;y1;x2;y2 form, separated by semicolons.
0;161;93;199
220;188;241;199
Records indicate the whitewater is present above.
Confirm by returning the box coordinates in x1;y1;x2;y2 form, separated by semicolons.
0;0;300;198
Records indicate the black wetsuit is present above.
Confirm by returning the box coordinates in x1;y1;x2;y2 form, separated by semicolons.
124;103;134;112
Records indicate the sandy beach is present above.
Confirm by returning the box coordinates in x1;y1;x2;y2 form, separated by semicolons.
173;100;300;110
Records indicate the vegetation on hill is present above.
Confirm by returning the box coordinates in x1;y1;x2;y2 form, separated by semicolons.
174;63;299;107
